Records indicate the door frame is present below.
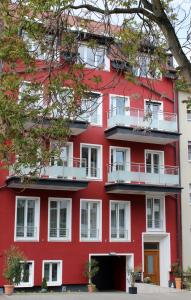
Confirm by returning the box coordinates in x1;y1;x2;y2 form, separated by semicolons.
142;233;171;287
89;252;134;292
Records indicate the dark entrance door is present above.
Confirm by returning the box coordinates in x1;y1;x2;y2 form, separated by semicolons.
92;255;126;291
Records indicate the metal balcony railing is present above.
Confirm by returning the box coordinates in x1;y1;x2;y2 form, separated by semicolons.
16;226;37;238
147;218;164;231
110;227;128;239
10;157;101;180
108;162;179;186
81;227;99;239
49;227;69;239
107;107;178;132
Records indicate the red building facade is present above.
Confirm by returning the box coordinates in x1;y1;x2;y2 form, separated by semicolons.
0;30;181;291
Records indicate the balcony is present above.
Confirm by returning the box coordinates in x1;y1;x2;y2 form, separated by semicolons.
105;107;180;144
7;158;89;191
105;162;181;195
49;227;69;240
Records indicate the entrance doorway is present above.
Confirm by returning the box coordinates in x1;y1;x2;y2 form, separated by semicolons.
91;255;127;291
144;243;160;285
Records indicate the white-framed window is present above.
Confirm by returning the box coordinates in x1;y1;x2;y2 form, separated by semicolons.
80;199;102;241
50;141;73;167
145;150;164;174
78;44;110;71
22;30;59;61
81;144;102;179
48;198;72;241
19;81;44;109
110;146;130;172
80;92;102;126
146;196;165;231
110;200;131;241
110;95;129;117
42;260;62;286
133;55;161;79
15;196;40;241
188;141;191;161
17;261;34;288
51;88;74;118
189;184;191;205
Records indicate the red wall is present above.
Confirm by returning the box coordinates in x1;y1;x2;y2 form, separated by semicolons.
0;65;179;287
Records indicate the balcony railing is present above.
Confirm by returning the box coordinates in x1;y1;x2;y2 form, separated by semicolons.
49;227;69;239
108;162;179;186
16;226;37;238
111;227;128;240
107;107;178;132
147;218;164;231
81;227;99;239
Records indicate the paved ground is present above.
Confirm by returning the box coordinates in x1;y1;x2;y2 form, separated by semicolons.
0;291;190;300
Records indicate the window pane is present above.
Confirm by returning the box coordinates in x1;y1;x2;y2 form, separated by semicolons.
147;255;154;274
147;198;153;228
81;202;88;237
82;147;88;176
91;148;98;177
17;199;25;237
52;263;58;282
188;142;191;160
146;153;152;173
59;201;67;237
50;201;58;237
153;154;159;174
22;263;30;283
154;199;160;228
119;204;125;238
44;263;50;281
116;97;125;115
27;200;35;237
90;203;97;238
111;203;117;238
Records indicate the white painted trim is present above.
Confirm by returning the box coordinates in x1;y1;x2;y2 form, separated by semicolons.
16;260;34;288
14;196;40;242
109;94;130;113
89;252;134;292
109;200;131;242
145;195;166;232
42;260;62;286
80;143;103;180
80;199;102;242
109;146;131;167
144;99;164;113
48;197;72;242
144;149;165;173
142;232;171;287
82;91;103;127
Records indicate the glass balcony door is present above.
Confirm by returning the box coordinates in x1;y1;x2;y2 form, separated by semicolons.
110;95;129;117
110;148;129;172
145;101;162;129
145;151;163;174
147;197;164;231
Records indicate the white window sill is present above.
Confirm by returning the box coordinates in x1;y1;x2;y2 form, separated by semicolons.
15;238;39;242
16;283;34;288
147;228;165;232
80;238;101;242
110;239;131;243
48;238;71;242
47;281;62;287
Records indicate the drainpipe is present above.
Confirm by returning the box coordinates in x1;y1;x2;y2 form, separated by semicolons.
173;80;182;269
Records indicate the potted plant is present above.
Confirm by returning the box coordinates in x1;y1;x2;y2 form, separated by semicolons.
171;261;182;289
127;266;141;294
84;259;99;292
3;246;26;295
41;277;48;292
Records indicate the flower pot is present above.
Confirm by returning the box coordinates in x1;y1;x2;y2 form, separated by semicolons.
129;286;137;294
88;284;96;292
175;277;182;289
4;285;14;295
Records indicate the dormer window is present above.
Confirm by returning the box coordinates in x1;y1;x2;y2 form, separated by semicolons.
78;44;110;71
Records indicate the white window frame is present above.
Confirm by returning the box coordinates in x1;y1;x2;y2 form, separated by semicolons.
50;141;73;168
42;260;62;286
109;146;131;172
146;196;166;232
187;109;191;121
133;55;162;80
188;141;191;161
48;197;72;241
144;149;164;174
80;143;102;180
80;199;102;242
14;196;40;242
81;91;103;126
17;261;34;288
18;81;44;108
109;200;131;242
109;94;130;117
78;43;110;71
